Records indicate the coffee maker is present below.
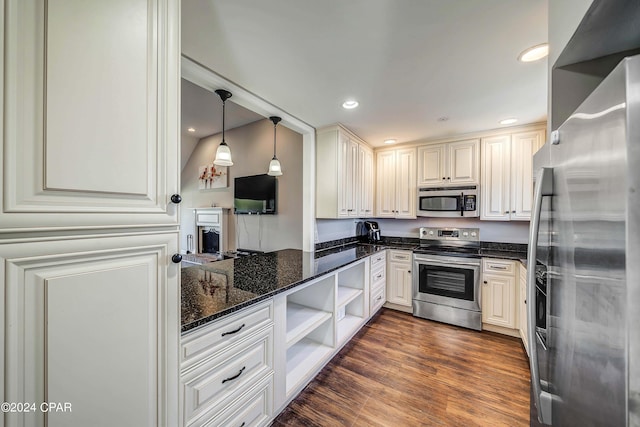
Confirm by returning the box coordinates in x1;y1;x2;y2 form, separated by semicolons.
356;221;381;243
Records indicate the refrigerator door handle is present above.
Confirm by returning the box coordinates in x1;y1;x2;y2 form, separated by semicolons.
527;167;553;425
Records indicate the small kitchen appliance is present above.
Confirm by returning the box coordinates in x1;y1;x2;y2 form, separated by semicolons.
364;221;381;243
412;227;481;330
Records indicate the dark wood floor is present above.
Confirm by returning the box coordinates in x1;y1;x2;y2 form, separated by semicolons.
272;308;531;427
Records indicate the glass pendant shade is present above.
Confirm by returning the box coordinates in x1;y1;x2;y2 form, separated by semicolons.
268;157;282;176
214;89;233;166
214;141;233;166
267;116;283;176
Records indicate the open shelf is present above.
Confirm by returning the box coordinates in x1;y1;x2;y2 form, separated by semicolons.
337;314;363;344
286;303;332;348
337;286;363;309
286;338;333;395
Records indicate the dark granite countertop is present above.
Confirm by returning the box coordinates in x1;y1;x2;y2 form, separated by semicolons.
181;245;383;334
181;240;529;334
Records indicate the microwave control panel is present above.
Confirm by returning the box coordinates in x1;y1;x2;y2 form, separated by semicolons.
464;195;476;211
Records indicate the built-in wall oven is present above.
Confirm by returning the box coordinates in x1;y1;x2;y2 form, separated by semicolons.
412;227;482;330
417;185;479;217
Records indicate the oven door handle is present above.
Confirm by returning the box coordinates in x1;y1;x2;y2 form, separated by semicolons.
527;167;553;425
414;258;480;268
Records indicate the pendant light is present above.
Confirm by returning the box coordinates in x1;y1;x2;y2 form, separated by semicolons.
213;89;233;166
267;116;283;176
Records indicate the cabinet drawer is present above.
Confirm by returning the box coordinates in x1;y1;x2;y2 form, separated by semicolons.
181;300;273;369
371;251;386;268
482;258;516;276
197;374;273;427
182;327;273;425
370;285;386;313
389;250;411;263
371;265;386;285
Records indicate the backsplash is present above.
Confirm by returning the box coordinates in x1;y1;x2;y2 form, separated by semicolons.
315;217;530;244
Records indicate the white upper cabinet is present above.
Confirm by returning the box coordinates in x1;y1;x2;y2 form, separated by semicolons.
0;0;180;231
316;125;374;218
358;144;374;217
417;139;479;187
481;129;544;221
375;148;416;219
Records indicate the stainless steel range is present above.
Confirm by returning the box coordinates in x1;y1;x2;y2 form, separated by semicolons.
412;227;481;330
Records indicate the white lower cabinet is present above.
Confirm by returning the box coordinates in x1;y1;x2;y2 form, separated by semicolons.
180;300;275;427
370;250;387;314
0;232;179;427
386;250;413;309
519;263;529;356
481;259;517;330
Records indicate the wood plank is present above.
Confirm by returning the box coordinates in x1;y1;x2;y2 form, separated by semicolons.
273;308;530;426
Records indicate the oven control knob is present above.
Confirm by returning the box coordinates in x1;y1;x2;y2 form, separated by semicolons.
462;231;469;237
471;231;477;237
428;230;435;236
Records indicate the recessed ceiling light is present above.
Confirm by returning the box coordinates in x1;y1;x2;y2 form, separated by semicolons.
187;127;196;132
499;118;518;125
384;139;397;144
518;43;549;62
342;100;359;109
437;116;449;122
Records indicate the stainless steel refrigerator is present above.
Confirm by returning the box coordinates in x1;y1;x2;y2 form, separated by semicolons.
528;55;640;426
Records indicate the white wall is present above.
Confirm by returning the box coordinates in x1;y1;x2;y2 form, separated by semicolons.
180;119;303;253
315;217;530;244
181;134;200;171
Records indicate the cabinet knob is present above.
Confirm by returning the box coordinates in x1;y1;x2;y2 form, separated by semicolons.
511;210;516;214
171;254;182;263
447;177;451;180
408;270;411;274
170;194;182;204
483;280;488;284
504;211;509;214
442;177;446;180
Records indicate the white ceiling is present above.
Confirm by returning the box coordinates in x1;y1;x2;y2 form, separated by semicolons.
182;0;549;147
181;78;264;138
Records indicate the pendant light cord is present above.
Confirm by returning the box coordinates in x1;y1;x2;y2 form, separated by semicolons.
222;100;226;143
273;123;277;157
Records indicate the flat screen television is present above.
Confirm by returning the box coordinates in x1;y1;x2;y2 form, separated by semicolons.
234;174;277;214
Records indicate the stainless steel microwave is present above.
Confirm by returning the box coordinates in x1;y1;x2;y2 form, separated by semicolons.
417;185;479;217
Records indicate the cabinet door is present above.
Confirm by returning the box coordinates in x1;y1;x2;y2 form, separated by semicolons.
0;233;179;427
394;148;416;219
387;261;412;307
375;151;397;218
1;0;179;232
519;265;529;356
347;139;360;217
448;139;479;185
336;132;351;217
481;135;511;221
358;145;374;217
481;273;516;329
510;130;545;220
417;144;446;186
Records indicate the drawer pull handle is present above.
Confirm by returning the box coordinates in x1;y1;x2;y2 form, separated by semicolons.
239;423;245;427
376;274;383;279
222;366;246;384
491;266;508;270
376;296;382;301
221;323;246;337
